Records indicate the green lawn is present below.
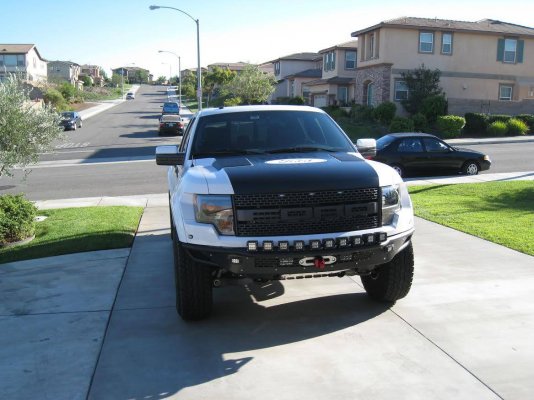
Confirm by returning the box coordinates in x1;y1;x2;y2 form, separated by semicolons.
409;181;534;256
0;206;143;264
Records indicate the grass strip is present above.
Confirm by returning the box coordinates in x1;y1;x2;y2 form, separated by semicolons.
409;181;534;256
0;206;143;264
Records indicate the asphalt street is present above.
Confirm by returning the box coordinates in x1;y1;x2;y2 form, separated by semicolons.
1;84;533;200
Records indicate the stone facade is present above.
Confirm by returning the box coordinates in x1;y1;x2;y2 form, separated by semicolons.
354;64;392;105
448;98;534;116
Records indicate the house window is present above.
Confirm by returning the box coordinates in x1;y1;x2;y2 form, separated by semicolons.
499;84;513;101
365;82;374;106
337;87;348;104
366;33;375;60
394;80;409;101
504;39;517;63
345;51;356;69
419;32;434;53
324;51;336;71
441;33;452;54
2;55;18;67
274;62;280;76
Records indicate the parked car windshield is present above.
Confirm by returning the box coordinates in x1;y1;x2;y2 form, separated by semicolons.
61;112;75;118
163;102;179;111
191;110;354;157
377;135;396;150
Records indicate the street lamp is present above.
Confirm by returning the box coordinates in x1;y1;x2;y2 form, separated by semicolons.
149;5;202;110
159;50;181;106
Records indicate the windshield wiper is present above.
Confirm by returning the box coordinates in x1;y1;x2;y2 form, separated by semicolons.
267;146;340;154
192;149;266;158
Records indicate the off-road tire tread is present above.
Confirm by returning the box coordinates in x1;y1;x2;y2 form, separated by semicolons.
172;227;213;320
361;242;414;302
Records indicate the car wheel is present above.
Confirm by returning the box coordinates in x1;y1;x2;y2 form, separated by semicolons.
79;120;83;129
72;123;77;131
361;242;414;302
462;161;479;175
391;164;404;177
172;226;213;321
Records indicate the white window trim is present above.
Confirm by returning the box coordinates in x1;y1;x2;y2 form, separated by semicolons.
419;32;434;53
499;84;513;101
503;38;517;64
394;80;409;101
345;51;356;69
441;33;452;55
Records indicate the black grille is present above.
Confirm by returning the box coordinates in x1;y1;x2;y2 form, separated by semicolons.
234;188;379;236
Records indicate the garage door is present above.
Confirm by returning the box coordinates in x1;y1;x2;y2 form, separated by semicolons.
313;95;327;108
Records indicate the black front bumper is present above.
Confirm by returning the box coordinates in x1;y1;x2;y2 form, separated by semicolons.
182;231;413;278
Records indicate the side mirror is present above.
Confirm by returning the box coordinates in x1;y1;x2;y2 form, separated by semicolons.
156;145;185;166
355;138;377;159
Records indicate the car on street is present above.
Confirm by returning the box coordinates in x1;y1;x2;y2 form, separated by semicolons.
373;132;491;177
161;101;180;116
126;92;135;100
59;111;82;131
158;115;184;135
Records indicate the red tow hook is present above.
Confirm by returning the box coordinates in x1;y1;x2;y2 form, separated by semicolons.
314;256;326;269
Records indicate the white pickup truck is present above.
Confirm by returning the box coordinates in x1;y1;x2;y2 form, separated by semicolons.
156;105;415;320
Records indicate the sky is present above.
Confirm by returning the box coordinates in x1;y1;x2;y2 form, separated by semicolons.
2;0;533;79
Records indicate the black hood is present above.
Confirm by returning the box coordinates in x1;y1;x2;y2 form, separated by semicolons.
213;152;379;194
454;147;484;156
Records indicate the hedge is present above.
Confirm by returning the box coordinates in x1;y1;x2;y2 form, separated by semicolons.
436;115;465;138
0;194;37;245
389;116;414;133
487;121;508;136
506;118;529;136
464;113;489;135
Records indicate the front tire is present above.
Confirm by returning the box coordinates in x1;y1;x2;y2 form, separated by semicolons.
391;164;404;177
172;227;213;320
361;242;414;302
462;161;479;175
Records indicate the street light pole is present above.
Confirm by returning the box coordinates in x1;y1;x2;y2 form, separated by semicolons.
149;5;201;110
158;50;182;105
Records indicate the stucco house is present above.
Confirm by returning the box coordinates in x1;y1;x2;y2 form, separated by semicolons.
48;61;82;88
0;44;47;83
268;52;321;102
81;64;104;86
351;17;534;115
302;40;358;107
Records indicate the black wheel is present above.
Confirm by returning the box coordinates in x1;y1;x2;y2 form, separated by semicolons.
72;123;77;131
361;242;414;302
79;120;83;129
462;160;479;175
391;164;404;177
172;227;213;320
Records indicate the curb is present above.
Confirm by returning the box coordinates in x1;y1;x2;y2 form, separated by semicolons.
445;136;534;146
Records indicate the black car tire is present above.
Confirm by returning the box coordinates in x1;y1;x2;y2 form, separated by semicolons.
79;121;82;129
172;225;213;321
72;123;77;131
391;164;404;177
462;161;479;175
361;242;414;302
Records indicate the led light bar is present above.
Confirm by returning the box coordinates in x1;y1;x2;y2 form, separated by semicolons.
247;241;258;251
323;239;335;249
294;241;305;250
263;241;274;251
310;240;321;250
278;241;289;251
338;237;349;247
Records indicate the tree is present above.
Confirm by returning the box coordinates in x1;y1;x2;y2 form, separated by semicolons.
80;75;92;87
180;70;198;99
156;76;166;85
401;64;443;115
220;65;275;104
99;67;108;81
111;73;122;86
204;66;237;106
58;82;76;102
0;74;64;177
131;69;149;84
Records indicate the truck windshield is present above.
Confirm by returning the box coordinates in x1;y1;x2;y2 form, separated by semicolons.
191;110;354;157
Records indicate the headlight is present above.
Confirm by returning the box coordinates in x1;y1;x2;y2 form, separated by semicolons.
194;195;234;235
381;185;401;225
483;155;491;161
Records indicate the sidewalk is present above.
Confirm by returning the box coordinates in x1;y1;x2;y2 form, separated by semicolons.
446;134;534;146
1;175;534;399
78;85;140;120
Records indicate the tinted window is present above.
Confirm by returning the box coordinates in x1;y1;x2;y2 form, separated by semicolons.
61;112;75;118
191;111;352;156
163;102;179;111
398;138;423;153
377;135;396;150
423;138;449;152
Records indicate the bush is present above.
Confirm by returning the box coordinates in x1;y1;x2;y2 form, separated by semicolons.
223;96;242;106
516;114;534;132
288;96;305;105
43;88;66;109
323;106;349;119
350;104;374;122
389;116;415;133
487;121;508;136
372;101;396;125
436;115;465;138
506;118;529;136
421;94;447;123
488;114;512;124
0;194;37;245
411;113;428;132
58;83;76;102
464;113;489;135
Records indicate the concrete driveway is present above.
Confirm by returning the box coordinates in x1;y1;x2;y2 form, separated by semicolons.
1;199;533;399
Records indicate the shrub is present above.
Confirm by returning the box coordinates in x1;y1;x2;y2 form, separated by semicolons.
464;113;489;135
487;121;508;136
58;83;76;102
43;88;66;109
223;96;242;106
506;118;529;136
516;114;534;132
488;114;512;124
436;115;465;138
288;96;305;105
372;101;396;125
421;94;447;123
389;116;415;133
411;113;428;132
0;194;37;245
323;106;349;119
350;104;375;122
